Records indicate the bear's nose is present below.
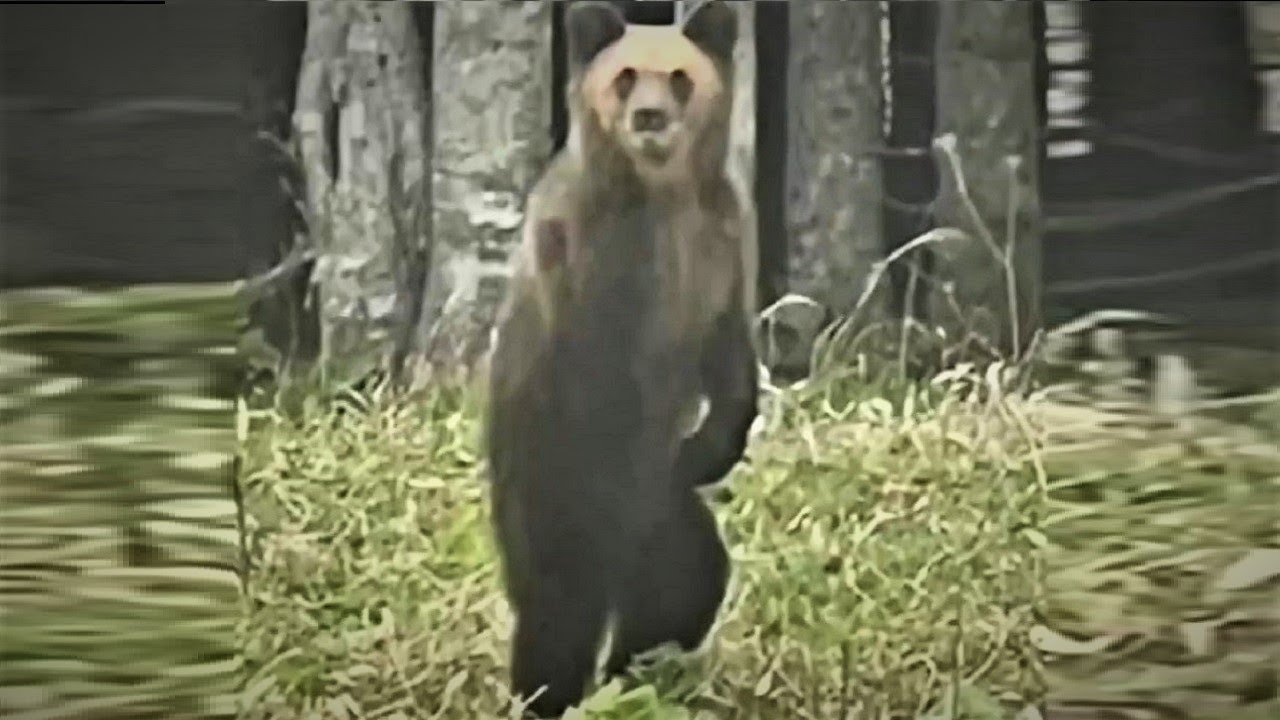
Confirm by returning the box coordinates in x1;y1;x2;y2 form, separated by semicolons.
631;108;669;133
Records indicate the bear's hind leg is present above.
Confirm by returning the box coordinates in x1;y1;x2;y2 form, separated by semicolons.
510;568;609;718
604;493;729;678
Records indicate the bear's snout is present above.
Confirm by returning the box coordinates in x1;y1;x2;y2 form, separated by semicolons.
631;107;670;133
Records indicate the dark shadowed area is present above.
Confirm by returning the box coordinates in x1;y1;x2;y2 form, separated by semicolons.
1043;1;1279;348
0;3;305;289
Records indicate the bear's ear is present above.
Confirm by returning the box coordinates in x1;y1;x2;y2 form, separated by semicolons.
682;1;737;66
566;1;626;72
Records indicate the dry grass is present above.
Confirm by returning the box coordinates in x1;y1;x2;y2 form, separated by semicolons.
1031;393;1280;719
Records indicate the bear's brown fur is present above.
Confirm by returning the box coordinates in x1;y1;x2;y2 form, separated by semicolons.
484;3;758;715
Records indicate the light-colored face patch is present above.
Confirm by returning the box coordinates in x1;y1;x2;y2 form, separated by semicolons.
580;25;726;173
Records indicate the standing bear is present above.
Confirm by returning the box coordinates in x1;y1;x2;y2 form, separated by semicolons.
484;1;759;716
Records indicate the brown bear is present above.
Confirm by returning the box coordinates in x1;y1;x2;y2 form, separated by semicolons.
484;2;758;715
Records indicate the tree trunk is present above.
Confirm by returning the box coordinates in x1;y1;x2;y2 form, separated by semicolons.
292;0;429;384
930;1;1042;358
785;0;887;323
882;1;938;322
752;1;790;313
725;1;758;318
420;1;554;372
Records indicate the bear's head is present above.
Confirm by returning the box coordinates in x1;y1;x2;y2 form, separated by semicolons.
565;1;737;184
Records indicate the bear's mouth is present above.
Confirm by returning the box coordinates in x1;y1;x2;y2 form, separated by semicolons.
636;137;672;163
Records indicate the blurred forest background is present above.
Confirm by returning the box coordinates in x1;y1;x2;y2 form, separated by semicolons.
1;2;1278;719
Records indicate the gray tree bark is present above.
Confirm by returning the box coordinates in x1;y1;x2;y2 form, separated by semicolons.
420;1;554;373
930;1;1042;358
293;0;429;384
725;1;759;319
785;0;887;321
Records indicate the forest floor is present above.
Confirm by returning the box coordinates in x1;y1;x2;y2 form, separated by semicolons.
2;286;1275;720
237;354;1280;720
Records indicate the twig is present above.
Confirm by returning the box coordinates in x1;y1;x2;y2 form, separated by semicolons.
858;227;971;315
811;227;969;374
1004;157;1023;357
934;133;1031;359
236;245;318;305
933;134;1004;263
899;258;922;378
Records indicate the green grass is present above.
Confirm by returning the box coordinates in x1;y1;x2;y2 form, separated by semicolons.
238;363;1045;719
238;356;1280;719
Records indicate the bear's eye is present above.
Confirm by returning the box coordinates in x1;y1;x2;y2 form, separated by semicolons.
614;67;637;99
670;69;693;105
